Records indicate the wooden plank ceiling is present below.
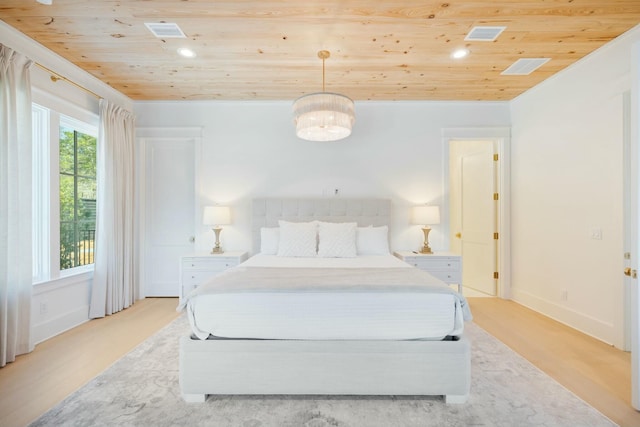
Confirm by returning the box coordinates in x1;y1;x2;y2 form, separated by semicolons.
1;0;639;101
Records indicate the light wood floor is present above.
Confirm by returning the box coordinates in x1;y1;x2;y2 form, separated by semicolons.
0;298;181;427
0;297;638;427
470;297;640;427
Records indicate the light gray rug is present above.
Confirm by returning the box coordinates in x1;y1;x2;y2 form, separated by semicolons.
30;315;617;427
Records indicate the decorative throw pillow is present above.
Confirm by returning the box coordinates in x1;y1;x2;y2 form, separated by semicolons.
356;225;390;255
277;220;317;257
317;221;357;258
260;227;279;255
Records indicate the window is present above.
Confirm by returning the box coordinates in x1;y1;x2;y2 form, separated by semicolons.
59;123;97;270
32;102;98;283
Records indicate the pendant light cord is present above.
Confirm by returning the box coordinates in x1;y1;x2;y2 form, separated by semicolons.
322;56;326;92
317;50;330;92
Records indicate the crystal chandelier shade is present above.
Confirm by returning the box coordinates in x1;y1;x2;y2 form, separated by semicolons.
293;50;355;142
293;92;355;141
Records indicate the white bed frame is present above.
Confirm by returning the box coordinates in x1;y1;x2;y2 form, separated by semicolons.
179;198;471;403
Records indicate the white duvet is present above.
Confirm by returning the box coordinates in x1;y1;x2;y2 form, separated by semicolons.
179;254;471;341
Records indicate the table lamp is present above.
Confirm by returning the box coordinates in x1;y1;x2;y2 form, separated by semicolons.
203;206;231;254
411;205;440;254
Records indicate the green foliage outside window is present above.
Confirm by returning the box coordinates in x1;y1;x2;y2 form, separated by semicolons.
59;126;97;270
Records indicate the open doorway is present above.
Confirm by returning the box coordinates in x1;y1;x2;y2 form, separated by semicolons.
442;128;511;299
450;140;497;297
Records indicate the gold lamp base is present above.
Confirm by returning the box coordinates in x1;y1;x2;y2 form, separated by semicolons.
210;227;224;254
419;226;433;254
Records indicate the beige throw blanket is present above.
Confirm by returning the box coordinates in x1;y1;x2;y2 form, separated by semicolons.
178;266;472;321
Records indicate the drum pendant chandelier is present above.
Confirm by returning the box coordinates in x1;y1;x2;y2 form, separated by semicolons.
293;50;355;142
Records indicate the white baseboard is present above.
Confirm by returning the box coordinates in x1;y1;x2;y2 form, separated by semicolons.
510;287;618;347
32;305;89;345
32;305;89;344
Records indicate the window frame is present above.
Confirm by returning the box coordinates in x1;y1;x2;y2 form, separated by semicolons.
31;94;99;284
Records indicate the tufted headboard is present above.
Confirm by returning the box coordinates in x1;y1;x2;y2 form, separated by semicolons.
252;198;391;254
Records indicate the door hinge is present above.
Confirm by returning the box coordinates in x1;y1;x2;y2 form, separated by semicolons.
493;193;499;201
625;252;631;260
494;271;499;279
493;153;499;161
493;232;499;240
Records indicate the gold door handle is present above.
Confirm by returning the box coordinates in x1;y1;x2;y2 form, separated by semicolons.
624;267;632;276
455;233;462;239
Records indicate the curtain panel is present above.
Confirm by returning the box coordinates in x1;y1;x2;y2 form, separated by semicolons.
0;45;34;367
90;100;137;318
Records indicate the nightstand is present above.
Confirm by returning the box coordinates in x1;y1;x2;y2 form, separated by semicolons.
393;251;463;293
179;251;248;302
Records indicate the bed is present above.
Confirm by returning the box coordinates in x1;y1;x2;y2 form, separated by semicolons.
178;198;472;404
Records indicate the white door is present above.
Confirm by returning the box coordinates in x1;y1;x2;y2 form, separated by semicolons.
144;138;195;296
450;140;497;296
624;66;640;407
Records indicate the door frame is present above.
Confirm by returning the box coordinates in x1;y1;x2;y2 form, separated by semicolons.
442;127;511;299
629;40;640;409
624;90;635;354
135;127;203;298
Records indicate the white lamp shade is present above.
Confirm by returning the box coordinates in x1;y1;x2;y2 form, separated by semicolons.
293;92;355;142
412;205;440;225
203;206;231;226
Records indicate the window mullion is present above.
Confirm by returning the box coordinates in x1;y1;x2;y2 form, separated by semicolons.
73;130;80;269
50;112;61;279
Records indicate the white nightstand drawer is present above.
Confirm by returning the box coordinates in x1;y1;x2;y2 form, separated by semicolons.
181;270;219;287
428;270;462;283
181;258;235;271
407;258;460;271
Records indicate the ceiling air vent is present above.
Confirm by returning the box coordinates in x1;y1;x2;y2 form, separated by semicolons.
465;26;506;42
501;58;551;75
144;22;186;38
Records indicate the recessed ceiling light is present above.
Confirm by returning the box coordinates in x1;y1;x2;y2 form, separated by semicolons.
451;48;470;59
177;48;196;58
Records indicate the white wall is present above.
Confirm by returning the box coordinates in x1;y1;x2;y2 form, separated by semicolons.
510;25;640;347
135;101;510;255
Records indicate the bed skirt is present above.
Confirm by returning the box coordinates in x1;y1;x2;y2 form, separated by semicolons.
179;335;471;404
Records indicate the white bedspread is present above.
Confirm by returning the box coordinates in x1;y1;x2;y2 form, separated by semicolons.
179;254;471;341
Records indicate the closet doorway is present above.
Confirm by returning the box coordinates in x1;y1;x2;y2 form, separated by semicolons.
443;128;510;299
450;140;497;296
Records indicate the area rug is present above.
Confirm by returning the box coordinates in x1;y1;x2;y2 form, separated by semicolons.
30;315;617;427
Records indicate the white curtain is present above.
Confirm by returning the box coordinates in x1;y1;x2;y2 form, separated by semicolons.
0;45;34;367
89;99;137;318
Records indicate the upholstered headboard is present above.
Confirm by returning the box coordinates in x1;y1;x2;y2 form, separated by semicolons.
252;198;391;254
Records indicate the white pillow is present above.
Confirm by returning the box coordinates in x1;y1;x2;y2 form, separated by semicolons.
356;225;390;255
260;227;279;255
317;222;357;258
277;220;317;257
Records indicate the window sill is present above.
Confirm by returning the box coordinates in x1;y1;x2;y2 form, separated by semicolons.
33;267;94;295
